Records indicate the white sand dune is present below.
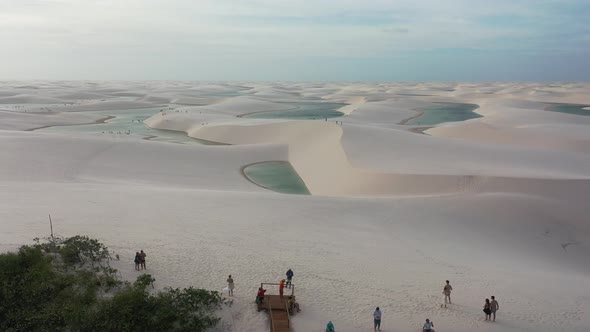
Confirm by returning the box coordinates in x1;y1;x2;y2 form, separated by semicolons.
1;81;589;332
427;100;590;153
146;111;590;197
342;125;590;178
50;100;163;112
171;97;225;105
55;92;110;100
334;96;366;115
0;94;67;104
0;109;108;131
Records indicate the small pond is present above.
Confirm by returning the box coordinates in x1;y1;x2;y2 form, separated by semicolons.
405;102;481;126
242;102;346;120
243;161;310;195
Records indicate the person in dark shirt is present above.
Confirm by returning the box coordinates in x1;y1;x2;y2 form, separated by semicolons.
286;269;294;288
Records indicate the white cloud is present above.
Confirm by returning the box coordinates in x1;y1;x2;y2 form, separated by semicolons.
0;0;587;79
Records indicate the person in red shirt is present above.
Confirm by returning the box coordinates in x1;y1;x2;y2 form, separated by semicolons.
279;279;285;297
256;287;266;304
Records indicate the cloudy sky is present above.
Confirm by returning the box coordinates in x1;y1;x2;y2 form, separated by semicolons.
1;0;589;81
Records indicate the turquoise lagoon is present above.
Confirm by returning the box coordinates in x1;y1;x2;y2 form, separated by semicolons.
39;106;205;144
405;103;481;126
243;162;310;195
544;103;590;116
242;102;346;120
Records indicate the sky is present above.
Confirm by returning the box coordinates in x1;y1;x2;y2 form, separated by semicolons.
1;0;589;81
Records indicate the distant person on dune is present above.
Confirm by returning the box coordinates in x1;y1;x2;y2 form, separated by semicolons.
279;279;285;297
422;318;435;332
326;320;335;332
443;280;453;307
226;275;234;296
286;269;294;288
490;296;500;321
373;307;382;331
134;252;141;271
139;250;146;270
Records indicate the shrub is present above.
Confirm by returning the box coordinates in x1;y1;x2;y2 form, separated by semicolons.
0;236;224;332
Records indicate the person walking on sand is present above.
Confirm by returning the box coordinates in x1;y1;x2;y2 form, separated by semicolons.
139;250;147;270
490;296;500;321
443;280;453;307
286;269;294;288
326;321;335;332
134;252;141;271
422;318;435;332
226;275;234;296
483;298;492;320
373;307;382;331
279;279;285;297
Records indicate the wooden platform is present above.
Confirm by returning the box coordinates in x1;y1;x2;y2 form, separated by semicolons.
256;283;295;332
257;295;289;312
269;309;290;332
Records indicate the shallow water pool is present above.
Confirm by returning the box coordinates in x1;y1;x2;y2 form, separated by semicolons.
243;161;310;195
39;106;209;144
405;102;481;126
242;102;346;120
544;103;590;116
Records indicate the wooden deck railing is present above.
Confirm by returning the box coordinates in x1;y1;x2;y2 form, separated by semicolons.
260;282;296;296
285;299;291;328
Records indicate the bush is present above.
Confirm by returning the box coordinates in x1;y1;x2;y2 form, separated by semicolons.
0;236;224;332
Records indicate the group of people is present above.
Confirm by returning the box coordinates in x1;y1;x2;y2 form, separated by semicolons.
224;268;299;302
483;296;500;321
253;268;301;315
325;307;434;332
326;280;499;332
133;250;147;271
137;260;499;331
231;269;501;331
443;280;500;322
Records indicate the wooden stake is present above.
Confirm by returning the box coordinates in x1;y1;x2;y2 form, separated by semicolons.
49;214;54;242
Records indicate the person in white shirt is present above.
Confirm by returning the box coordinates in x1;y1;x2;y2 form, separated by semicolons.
226;275;234;296
423;318;435;332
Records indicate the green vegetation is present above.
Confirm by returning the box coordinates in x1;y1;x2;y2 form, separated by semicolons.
0;236;225;332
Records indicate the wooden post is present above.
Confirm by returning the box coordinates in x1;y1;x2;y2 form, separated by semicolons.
49;214;54;243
